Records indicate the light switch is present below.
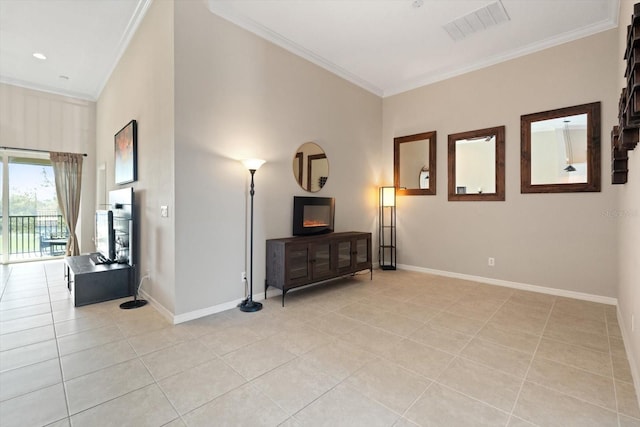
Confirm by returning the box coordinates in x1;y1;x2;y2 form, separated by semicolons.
160;205;169;218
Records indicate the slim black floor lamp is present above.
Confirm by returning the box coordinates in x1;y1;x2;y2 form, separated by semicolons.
379;186;396;270
239;158;265;312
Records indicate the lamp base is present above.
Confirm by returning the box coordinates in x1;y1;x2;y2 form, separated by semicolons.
119;299;148;309
239;299;263;312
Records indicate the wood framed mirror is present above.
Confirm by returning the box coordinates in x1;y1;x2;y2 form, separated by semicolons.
394;131;437;195
293;142;329;192
448;126;505;201
521;102;601;193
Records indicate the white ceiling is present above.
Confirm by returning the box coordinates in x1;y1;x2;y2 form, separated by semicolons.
0;0;151;101
0;0;619;101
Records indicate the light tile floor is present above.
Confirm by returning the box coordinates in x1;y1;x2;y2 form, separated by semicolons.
0;261;639;426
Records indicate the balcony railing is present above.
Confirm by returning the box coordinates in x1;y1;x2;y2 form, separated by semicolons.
0;213;68;259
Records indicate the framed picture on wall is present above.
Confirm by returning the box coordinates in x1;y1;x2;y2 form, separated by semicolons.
114;119;137;184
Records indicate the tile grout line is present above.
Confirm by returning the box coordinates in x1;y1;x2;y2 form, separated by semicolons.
251;285;432;425
605;307;623;427
136;339;186;426
435;287;522;426
507;296;556;424
522;378;622;416
63;319;171;420
60;298;195;418
527;305;626;419
0;266;14;302
45;262;73;425
0;264;73;419
199;333;298;421
399;285;517;425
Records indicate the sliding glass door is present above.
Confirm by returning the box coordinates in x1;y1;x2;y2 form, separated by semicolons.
1;151;63;263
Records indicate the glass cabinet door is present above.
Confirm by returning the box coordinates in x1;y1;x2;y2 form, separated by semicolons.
311;242;334;279
356;238;368;263
338;240;352;269
288;246;309;280
354;237;370;270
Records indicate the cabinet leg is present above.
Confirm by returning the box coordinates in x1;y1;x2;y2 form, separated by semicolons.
65;265;71;291
265;279;268;300
370;267;373;280
282;290;287;307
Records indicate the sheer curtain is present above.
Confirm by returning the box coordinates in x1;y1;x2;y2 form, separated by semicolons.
50;152;83;256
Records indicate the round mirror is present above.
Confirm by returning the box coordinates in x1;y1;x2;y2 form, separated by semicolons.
292;142;329;192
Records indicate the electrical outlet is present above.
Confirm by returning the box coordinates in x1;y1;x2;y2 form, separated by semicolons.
160;205;169;218
488;257;495;267
241;271;247;282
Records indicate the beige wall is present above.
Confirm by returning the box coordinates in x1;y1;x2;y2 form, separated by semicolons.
383;29;619;298
617;0;640;398
0;83;96;253
96;0;175;312
173;0;382;316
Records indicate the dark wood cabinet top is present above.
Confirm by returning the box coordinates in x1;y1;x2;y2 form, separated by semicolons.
267;231;371;244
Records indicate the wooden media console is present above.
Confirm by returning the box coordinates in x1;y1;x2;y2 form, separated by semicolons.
265;231;372;306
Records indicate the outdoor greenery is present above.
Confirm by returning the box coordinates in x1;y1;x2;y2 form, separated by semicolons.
0;234;45;253
0;165;64;257
9;167;59;215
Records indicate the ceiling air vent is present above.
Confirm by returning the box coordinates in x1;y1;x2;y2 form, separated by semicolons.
443;0;510;42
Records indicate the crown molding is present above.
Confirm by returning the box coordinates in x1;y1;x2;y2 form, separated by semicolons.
207;1;383;97
208;0;619;99
385;16;619;97
94;0;154;101
0;77;97;102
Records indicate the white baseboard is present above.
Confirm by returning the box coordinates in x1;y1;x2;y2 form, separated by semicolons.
147;265;618;324
172;298;245;324
397;264;618;306
617;307;640;410
137;289;174;323
167;283;333;324
169;289;279;325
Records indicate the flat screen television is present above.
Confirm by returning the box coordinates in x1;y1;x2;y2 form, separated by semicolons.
95;210;115;261
109;187;134;265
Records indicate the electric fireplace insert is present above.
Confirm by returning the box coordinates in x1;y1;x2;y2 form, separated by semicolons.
292;196;335;236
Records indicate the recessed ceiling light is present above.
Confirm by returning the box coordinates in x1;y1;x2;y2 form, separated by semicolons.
32;52;47;60
412;0;424;8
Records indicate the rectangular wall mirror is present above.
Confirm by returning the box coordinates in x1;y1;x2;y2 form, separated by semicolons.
448;126;505;201
521;102;601;193
394;131;437;196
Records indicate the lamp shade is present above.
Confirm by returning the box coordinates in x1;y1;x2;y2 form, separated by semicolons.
380;186;396;207
241;159;266;171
